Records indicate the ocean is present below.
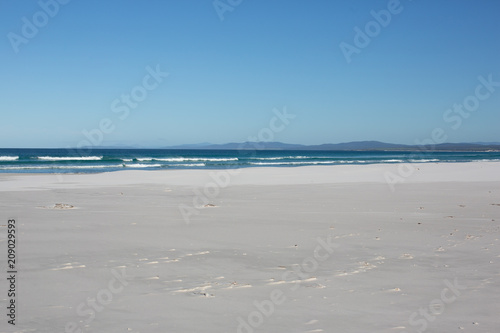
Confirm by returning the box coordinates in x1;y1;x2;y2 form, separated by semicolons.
0;148;499;174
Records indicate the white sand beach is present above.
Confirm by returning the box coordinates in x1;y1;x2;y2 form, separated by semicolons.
1;162;499;332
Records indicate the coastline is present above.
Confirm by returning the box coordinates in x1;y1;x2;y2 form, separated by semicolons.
1;148;499;174
1;161;500;191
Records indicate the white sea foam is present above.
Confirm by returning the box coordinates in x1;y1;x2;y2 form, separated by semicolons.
171;163;205;167
474;158;500;162
0;164;119;170
382;159;405;163
123;157;233;162
154;157;237;162
252;156;311;160
249;159;414;166
0;162;205;171
0;156;19;161
37;156;103;161
408;159;440;162
249;161;337;166
123;163;163;168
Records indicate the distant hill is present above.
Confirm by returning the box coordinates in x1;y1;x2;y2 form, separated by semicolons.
162;141;500;151
167;142;306;150
303;141;412;150
471;142;500;145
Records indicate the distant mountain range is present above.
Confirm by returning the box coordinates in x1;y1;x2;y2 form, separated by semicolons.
161;140;500;151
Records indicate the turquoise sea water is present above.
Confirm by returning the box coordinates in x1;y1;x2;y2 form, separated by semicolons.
0;148;499;174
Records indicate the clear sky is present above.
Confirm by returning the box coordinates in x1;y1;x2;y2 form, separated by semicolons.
1;0;499;148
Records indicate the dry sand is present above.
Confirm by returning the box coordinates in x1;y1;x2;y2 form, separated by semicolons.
1;162;499;332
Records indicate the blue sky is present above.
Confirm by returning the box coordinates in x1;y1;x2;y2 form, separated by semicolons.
1;0;499;148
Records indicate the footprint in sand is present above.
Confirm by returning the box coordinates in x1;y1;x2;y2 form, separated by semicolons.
335;257;381;277
224;281;252;289
465;234;478;240
303;283;325;289
192;291;215;297
399;253;414;259
172;284;216;297
163;259;180;263
144;276;160;280
50;262;86;270
182;251;210;258
39;203;76;209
